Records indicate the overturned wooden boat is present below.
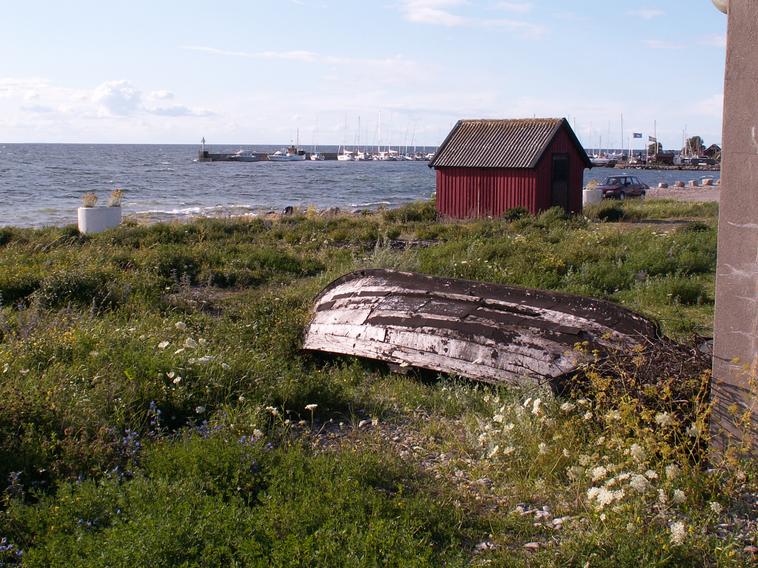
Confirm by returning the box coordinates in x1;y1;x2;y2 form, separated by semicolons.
302;269;660;387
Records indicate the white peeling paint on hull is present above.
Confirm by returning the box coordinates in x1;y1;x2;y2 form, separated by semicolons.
302;269;660;387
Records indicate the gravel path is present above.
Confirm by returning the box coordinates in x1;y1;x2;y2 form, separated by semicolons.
646;186;720;202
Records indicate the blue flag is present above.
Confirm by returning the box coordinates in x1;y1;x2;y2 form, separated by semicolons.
633;132;643;139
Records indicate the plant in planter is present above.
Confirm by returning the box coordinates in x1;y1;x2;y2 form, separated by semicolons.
78;189;123;234
82;192;98;207
109;188;124;207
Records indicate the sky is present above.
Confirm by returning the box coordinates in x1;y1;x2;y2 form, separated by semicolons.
0;0;728;150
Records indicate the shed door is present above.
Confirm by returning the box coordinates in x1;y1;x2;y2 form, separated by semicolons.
550;154;570;212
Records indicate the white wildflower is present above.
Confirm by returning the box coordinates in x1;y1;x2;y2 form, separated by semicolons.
658;489;668;504
578;454;592;466
605;410;621;421
686;424;699;437
538;442;548;455
672;489;686;504
172;376;182;384
645;470;659;480
709;502;723;515
523;397;532;408
488;445;500;458
265;406;279;416
175;321;187;331
629;474;649;493
595;436;606;446
577;398;589;406
669;521;686;545
503;422;515;432
195;405;205;414
532;398;542;415
591;466;608;482
305;404;318;411
198;338;207;347
184;337;198;349
626;522;636;533
629;443;646;462
195;355;214;364
358;419;371;428
587;487;601;501
560;402;576;413
655;412;673;427
665;464;680;480
371;417;379;426
563;448;570;458
492;414;505;423
582;411;593;421
298;420;306;426
157;340;170;350
238;395;245;402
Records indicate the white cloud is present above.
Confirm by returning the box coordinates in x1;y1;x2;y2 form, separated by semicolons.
398;0;545;37
149;90;175;100
92;80;142;116
627;8;664;20
401;0;467;26
644;39;683;50
182;45;318;62
147;105;214;117
700;34;726;48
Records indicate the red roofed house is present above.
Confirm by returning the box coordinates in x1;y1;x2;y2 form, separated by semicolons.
429;118;592;218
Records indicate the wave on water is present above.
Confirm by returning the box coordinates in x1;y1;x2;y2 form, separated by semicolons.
350;201;392;208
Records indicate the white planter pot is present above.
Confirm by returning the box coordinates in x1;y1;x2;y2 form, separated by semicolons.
78;206;122;234
582;188;603;207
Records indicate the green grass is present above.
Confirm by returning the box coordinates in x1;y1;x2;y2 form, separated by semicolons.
0;200;755;566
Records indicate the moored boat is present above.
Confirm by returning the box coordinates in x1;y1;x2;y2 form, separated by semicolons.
268;145;306;161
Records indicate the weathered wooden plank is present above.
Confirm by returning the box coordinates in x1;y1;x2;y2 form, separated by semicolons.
302;269;660;387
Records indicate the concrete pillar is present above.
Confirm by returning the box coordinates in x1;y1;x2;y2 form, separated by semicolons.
711;0;758;456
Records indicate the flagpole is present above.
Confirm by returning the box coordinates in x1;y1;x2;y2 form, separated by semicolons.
621;112;624;160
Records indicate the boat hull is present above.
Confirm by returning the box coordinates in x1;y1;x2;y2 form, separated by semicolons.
303;269;659;387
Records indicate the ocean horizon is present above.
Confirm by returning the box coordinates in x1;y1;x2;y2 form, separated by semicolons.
0;143;719;228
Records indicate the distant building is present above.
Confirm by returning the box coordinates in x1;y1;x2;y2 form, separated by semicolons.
429;118;591;218
704;144;722;161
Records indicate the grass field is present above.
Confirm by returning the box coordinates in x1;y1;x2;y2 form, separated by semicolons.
0;200;754;566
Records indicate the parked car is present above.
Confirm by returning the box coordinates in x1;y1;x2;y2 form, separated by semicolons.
597;175;648;199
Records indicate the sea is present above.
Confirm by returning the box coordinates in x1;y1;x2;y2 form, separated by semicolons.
0;144;720;228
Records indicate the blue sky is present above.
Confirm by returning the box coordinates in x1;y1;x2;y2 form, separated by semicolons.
1;1;727;150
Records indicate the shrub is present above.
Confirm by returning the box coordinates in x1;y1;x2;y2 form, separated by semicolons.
588;203;625;222
383;201;437;223
35;269;120;310
502;206;530;221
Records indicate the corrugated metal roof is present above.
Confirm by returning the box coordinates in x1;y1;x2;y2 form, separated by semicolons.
429;118;591;169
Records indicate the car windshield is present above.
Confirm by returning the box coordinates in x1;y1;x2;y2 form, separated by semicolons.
603;177;620;185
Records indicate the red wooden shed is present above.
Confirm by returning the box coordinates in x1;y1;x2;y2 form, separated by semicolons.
429;118;592;218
